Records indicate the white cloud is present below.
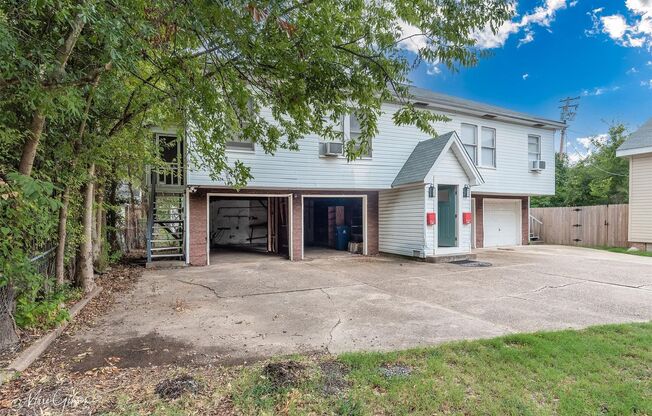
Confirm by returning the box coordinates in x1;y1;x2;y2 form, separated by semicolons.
570;0;579;6
570;133;608;163
641;79;652;88
581;85;620;96
590;1;652;48
601;14;629;40
473;0;570;49
518;30;535;47
397;20;442;75
627;66;639;74
522;73;530;80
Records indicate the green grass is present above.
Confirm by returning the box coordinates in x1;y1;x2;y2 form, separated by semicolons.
590;246;652;257
229;323;652;415
101;323;652;415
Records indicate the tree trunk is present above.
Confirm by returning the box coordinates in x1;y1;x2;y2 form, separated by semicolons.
18;13;85;176
76;163;96;294
93;185;104;264
55;187;70;286
106;179;120;254
0;286;19;350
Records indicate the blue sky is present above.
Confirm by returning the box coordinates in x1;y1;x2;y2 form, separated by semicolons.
405;0;652;161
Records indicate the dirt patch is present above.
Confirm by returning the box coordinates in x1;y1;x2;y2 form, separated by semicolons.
263;361;305;388
155;375;201;399
66;332;199;372
319;360;350;396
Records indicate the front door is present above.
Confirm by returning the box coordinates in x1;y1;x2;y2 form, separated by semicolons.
438;185;457;247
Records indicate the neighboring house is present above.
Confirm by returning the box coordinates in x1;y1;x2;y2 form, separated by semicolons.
616;117;652;251
146;87;564;266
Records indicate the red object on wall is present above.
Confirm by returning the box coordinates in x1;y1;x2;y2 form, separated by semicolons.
462;212;472;224
426;212;436;225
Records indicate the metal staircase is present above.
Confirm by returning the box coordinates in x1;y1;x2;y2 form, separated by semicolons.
529;214;544;245
146;134;186;264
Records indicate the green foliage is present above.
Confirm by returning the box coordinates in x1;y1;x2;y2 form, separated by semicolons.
0;173;60;287
14;283;81;329
532;124;630;207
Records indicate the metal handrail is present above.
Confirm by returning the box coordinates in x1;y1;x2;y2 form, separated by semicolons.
146;171;157;263
529;214;543;225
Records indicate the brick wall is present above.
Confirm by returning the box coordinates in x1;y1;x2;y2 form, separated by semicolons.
188;190;208;266
473;194;529;248
186;188;379;263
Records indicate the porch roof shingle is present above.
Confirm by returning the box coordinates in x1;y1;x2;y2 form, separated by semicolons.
391;132;455;187
618;117;652;152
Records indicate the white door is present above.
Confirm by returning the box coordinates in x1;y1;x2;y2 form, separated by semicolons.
483;199;521;247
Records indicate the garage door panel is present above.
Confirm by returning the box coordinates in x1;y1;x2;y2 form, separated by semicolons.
484;199;521;247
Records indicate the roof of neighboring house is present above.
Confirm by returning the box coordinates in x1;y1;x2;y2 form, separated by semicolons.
617;117;652;157
406;86;566;130
392;131;483;187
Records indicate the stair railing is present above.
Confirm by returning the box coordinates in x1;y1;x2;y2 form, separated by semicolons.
529;214;543;241
146;170;157;263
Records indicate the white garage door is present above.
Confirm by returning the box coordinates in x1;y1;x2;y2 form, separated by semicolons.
483;199;521;247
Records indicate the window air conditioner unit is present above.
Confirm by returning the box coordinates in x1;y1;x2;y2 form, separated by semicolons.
321;141;344;157
530;160;546;171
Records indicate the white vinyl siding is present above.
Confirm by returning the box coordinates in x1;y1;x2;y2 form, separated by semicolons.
528;135;541;162
188;102;556;196
481;127;496;168
460;123;478;164
423;147;473;256
379;185;425;257
226;137;255;151
629;154;652;242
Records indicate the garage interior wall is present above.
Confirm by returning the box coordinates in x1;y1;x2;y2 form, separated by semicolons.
209;196;289;256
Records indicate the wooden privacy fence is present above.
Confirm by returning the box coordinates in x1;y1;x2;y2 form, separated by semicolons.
530;204;629;248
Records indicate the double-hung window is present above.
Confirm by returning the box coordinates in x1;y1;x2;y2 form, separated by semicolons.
349;113;372;158
480;127;496;168
528;135;541;162
226;101;255;151
461;123;478;164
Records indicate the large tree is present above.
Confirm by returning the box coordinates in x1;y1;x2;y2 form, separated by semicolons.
0;0;513;346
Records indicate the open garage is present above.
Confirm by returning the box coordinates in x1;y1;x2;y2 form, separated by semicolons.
302;196;367;258
208;194;292;262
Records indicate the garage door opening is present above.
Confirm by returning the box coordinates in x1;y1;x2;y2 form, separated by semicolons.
303;196;365;259
209;195;290;262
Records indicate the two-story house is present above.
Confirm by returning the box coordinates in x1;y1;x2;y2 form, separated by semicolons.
146;86;564;266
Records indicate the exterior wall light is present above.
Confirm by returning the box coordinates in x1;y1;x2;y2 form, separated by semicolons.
428;184;435;198
463;185;470;198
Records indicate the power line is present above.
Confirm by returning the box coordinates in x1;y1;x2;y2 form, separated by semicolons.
567;140;628;177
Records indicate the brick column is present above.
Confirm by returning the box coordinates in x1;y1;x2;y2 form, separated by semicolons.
367;192;379;255
291;193;302;260
188;191;208;266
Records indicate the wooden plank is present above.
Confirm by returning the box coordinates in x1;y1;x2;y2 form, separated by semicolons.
530;204;629;248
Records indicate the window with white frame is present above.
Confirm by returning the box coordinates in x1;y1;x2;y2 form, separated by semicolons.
349;113;372;158
226;100;255;151
461;123;478;164
481;127;496;167
528;135;541;162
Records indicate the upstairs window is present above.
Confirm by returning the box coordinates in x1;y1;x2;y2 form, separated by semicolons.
226;100;255;152
461;123;478;164
226;137;255;151
528;135;541;162
481;127;496;167
349;113;372;158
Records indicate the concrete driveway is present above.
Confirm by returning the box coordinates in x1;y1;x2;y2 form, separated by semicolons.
64;246;652;369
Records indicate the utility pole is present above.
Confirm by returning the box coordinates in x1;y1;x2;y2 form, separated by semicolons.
558;96;580;156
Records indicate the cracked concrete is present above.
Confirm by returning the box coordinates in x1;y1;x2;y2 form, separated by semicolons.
64;245;652;368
